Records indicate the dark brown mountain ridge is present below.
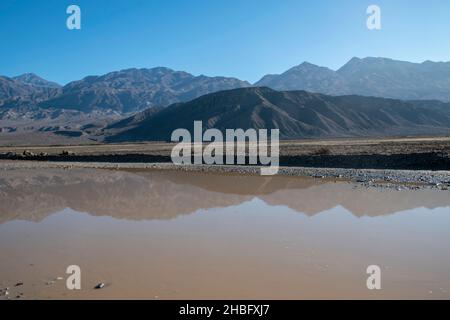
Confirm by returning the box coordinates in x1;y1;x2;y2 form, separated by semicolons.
105;87;450;142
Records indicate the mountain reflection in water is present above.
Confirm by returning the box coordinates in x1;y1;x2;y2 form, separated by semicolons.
1;168;450;223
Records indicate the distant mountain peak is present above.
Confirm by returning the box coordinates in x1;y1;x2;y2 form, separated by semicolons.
255;61;347;94
293;62;336;72
13;73;61;89
15;72;38;79
294;61;317;68
0;73;61;103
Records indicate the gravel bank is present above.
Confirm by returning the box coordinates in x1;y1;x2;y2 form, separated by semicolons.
1;160;449;191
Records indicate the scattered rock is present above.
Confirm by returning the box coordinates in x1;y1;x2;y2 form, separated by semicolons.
22;150;34;157
60;150;75;156
15;282;24;287
56;277;64;281
94;283;105;289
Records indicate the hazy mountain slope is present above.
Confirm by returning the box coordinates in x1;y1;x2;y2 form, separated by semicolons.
105;87;450;142
255;62;350;95
39;67;250;113
336;57;450;100
255;57;450;101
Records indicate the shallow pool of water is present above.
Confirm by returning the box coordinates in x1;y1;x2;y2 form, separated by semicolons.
0;168;449;299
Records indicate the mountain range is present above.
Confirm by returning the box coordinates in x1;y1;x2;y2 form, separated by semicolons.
3;57;450;115
2;57;450;143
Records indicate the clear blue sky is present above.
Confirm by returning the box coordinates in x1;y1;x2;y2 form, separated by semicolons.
1;0;449;84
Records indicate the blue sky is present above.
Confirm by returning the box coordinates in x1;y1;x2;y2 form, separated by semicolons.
0;0;449;84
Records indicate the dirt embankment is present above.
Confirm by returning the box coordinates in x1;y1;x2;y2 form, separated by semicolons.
1;137;450;171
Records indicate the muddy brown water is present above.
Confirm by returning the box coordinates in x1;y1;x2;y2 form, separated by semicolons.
0;168;450;299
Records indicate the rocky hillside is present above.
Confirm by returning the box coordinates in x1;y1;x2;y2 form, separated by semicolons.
105;87;450;142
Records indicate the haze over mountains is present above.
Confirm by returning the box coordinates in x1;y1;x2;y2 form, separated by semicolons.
2;57;450;143
255;57;450;101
